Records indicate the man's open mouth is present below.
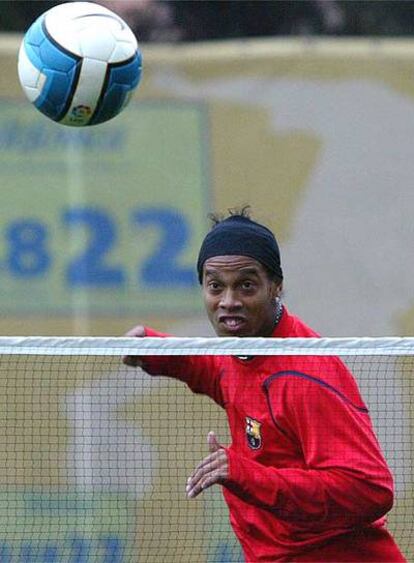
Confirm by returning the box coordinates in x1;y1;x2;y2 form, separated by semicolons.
219;316;247;332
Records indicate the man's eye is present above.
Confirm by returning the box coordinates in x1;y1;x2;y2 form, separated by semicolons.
242;281;254;289
209;282;221;290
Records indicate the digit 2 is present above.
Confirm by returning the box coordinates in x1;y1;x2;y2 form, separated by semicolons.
64;207;125;286
132;207;196;287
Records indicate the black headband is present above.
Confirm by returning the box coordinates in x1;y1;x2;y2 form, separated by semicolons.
197;215;283;283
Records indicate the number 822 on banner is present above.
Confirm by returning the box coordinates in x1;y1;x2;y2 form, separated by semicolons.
1;206;197;289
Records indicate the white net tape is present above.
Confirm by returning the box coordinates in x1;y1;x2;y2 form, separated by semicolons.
0;336;414;355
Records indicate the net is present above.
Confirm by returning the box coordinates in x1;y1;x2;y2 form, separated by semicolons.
0;336;412;562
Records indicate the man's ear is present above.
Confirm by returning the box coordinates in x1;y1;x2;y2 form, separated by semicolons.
270;280;283;299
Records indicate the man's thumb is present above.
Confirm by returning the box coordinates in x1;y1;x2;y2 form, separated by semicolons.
208;431;221;453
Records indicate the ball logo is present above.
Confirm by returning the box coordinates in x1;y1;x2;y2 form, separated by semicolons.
69;105;92;123
245;416;262;450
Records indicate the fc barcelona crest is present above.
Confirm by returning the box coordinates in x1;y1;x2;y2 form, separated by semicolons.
245;416;262;450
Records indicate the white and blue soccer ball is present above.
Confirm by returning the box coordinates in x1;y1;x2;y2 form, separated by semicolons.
17;2;142;126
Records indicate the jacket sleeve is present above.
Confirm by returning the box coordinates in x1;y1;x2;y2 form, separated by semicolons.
137;327;225;407
223;372;394;529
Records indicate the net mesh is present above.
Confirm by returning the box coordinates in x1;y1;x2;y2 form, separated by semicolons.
0;337;412;562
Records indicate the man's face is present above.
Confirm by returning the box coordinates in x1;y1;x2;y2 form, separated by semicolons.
202;255;282;337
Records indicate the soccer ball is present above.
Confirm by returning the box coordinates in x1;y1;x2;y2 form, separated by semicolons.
17;2;142;127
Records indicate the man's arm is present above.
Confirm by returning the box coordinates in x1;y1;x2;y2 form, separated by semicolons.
228;375;393;528
122;325;225;407
187;374;394;530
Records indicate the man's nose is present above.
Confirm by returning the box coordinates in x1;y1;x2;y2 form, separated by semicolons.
219;289;242;309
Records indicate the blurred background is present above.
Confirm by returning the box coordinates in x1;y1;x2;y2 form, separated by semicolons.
4;1;414;40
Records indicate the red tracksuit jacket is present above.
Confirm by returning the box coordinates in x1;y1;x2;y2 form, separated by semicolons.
141;307;406;562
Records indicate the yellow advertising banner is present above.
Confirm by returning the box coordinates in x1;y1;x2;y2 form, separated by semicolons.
0;99;209;316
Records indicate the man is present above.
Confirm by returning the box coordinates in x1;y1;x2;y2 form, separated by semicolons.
123;209;405;562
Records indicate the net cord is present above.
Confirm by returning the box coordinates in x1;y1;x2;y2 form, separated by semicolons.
0;336;413;355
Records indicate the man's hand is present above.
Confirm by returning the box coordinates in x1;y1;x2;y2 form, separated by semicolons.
122;325;146;368
186;432;228;498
